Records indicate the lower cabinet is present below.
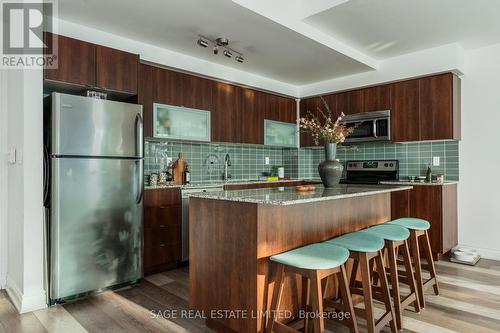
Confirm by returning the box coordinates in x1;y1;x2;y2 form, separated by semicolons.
144;188;182;275
391;184;458;260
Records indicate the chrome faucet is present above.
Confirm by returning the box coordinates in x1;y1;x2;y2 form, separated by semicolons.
223;154;232;181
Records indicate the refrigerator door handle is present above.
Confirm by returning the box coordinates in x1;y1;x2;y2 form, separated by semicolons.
135;113;143;158
43;146;50;206
136;160;144;204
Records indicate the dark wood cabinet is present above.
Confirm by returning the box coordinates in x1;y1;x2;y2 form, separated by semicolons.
337;89;364;115
391;184;458;260
363;84;392;112
240;88;266;144
144;188;182;275
182;74;214;110
265;94;296;123
419;73;461;141
154;67;184;106
299;96;322;147
212;82;242;143
43;33;139;95
391;79;420;142
44;33;96;87
138;64;154;138
95;45;139;94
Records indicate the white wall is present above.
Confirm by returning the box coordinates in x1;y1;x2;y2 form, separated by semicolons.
459;43;500;260
4;68;46;313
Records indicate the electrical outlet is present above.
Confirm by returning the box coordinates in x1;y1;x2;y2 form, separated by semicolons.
433;156;440;166
265;157;270;165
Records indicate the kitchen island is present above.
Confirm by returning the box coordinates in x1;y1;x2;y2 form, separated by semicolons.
189;184;412;333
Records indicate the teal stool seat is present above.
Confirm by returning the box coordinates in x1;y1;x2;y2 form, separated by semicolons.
325;232;385;253
388;218;430;231
361;224;410;241
270;243;349;270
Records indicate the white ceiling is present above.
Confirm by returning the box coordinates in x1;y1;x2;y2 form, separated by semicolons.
57;0;372;85
304;0;500;59
57;0;500;86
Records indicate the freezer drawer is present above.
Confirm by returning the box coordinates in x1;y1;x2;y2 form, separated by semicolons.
49;157;143;300
50;93;143;158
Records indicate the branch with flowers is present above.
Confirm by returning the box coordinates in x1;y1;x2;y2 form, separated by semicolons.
299;97;355;146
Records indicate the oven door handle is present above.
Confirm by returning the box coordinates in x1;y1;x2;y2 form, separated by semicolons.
373;120;378;138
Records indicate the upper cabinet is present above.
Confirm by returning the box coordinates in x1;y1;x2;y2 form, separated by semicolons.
240;88;266;145
391;79;420;142
300;72;461;145
419;73;461;141
154;67;214;110
363;84;392;112
337;89;364;115
212;82;242;143
391;73;461;142
44;33;96;87
43;33;139;95
138;64;154;138
265;94;296;124
95;45;139;94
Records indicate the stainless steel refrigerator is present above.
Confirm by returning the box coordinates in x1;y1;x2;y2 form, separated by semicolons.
43;93;143;304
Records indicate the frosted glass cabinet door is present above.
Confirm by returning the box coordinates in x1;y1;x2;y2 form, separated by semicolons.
264;120;298;147
153;103;211;141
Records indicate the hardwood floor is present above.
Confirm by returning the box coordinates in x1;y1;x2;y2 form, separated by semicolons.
1;259;500;333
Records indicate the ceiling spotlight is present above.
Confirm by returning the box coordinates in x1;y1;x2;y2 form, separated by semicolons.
235;55;244;63
197;38;208;48
216;37;229;46
223;50;232;58
213;46;219;55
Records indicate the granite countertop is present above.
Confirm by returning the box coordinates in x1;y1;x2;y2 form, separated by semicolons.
144;179;318;190
380;180;458;186
188;184;413;206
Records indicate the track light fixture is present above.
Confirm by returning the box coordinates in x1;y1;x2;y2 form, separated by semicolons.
196;35;244;63
197;38;208;48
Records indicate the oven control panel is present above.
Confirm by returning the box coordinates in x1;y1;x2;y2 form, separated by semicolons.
346;160;398;172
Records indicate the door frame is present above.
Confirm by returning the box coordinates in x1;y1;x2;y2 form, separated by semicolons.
0;70;7;288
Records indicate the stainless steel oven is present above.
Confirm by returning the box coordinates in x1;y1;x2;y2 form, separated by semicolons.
344;110;391;143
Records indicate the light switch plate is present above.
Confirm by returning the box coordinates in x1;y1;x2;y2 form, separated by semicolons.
265;157;270;165
8;148;16;164
432;156;440;166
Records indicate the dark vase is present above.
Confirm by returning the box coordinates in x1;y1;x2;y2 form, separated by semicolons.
318;143;343;188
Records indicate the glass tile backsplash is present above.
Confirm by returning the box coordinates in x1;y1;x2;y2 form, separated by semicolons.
145;141;283;182
145;140;459;183
284;141;459;181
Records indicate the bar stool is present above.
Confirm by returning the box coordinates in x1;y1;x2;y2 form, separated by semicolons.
360;224;421;330
325;232;397;333
388;218;439;308
266;243;358;333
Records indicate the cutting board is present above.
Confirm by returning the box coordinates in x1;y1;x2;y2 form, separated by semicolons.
173;153;186;185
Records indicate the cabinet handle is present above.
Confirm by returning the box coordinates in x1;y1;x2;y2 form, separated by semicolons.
159;206;167;209
159;244;166;247
159;224;166;228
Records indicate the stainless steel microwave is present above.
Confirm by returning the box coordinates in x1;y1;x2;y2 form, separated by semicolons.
343;110;391;143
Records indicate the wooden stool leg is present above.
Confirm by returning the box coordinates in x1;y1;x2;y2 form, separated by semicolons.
387;241;402;330
423;230;440;296
302;276;311;333
349;259;359;289
338;265;359;333
267;264;285;333
410;231;425;308
375;251;397;333
402;240;421;313
359;253;376;333
309;271;325;333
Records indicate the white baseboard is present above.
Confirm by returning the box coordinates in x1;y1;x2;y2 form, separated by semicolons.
6;276;47;313
457;243;500;261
